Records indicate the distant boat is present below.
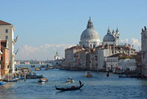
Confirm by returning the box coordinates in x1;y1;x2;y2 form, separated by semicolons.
41;65;45;68
31;65;35;68
85;72;93;77
38;77;48;83
35;67;41;71
66;77;74;83
106;72;109;77
55;81;84;91
0;81;6;85
3;78;19;82
49;66;54;69
13;76;25;80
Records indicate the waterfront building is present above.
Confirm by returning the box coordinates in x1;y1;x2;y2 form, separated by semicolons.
74;48;91;70
96;43;135;71
79;17;100;48
62;46;84;69
106;55;118;72
24;62;30;65
141;26;147;77
96;48;110;71
0;40;2;79
0;20;16;73
16;61;20;65
106;53;137;73
89;49;98;71
118;59;136;72
1;40;9;75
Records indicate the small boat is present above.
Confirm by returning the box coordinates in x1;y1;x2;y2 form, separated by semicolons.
55;81;84;91
49;66;54;69
66;77;74;83
85;72;93;77
36;75;43;78
5;78;19;82
106;72;109;77
119;74;130;78
31;65;35;68
0;81;6;85
45;68;48;70
38;78;48;83
41;65;45;68
35;67;41;71
13;76;25;80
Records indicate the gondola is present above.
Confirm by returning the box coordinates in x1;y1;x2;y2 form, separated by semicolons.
55;81;84;91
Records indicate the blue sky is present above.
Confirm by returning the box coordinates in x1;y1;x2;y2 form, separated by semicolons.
0;0;147;60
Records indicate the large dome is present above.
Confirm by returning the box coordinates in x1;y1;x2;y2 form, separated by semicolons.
80;29;100;40
79;17;100;48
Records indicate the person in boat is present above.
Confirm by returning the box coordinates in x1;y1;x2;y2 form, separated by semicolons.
79;80;82;85
107;71;109;77
71;86;76;88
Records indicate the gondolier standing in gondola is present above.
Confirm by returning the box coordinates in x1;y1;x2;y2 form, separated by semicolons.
79;80;82;85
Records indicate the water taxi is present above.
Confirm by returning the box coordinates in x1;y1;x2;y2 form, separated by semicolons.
66;77;74;83
85;72;93;77
0;81;6;85
35;67;41;71
49;66;54;69
38;77;48;83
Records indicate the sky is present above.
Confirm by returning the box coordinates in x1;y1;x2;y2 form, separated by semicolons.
0;0;147;60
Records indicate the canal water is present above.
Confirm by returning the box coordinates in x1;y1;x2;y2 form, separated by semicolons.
0;65;147;99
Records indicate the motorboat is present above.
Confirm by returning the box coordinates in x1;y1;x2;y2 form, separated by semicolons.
35;67;41;71
85;72;93;77
3;78;19;82
49;66;54;69
31;65;35;68
0;81;6;85
38;77;48;83
66;77;74;83
55;81;84;91
41;65;45;68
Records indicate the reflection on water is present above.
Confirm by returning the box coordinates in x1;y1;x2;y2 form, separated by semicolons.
0;65;147;99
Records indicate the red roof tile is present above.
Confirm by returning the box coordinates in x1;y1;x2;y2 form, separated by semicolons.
0;20;11;25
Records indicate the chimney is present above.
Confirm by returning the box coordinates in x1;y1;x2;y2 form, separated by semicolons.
142;28;144;32
132;45;134;49
144;26;146;30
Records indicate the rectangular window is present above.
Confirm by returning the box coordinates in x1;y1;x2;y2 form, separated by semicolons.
5;36;8;40
6;29;8;33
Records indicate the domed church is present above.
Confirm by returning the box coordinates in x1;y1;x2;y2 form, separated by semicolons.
79;17;101;48
103;28;119;46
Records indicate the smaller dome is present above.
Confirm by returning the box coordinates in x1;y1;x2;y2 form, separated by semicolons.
103;28;115;42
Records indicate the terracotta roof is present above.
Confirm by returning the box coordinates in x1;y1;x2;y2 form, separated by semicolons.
0;20;12;25
108;53;128;58
65;46;83;50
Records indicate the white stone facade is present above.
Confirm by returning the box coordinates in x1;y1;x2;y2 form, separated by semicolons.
96;49;110;71
106;57;118;72
118;59;136;71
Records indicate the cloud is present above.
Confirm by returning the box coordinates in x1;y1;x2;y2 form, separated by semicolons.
131;38;141;48
15;44;75;60
121;38;141;50
120;38;129;43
